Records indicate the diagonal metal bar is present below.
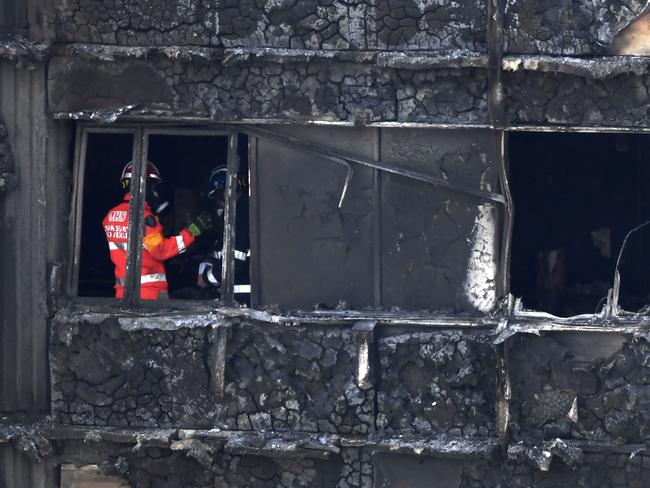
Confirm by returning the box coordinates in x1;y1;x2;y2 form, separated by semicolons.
242;125;506;205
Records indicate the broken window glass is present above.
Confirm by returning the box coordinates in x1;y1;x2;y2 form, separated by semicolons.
72;125;251;304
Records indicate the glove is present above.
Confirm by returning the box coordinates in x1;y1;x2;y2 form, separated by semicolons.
188;211;214;237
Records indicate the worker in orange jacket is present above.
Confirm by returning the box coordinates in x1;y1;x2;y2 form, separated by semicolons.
103;161;212;300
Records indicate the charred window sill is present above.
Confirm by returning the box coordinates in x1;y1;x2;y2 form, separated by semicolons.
503;55;650;80
1;420;501;460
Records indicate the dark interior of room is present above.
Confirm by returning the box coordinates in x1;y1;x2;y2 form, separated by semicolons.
509;131;650;316
78;131;249;300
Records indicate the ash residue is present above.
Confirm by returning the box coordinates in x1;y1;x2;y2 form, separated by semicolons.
376;331;497;437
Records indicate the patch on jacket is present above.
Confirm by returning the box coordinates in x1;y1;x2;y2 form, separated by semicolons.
145;215;157;228
143;231;163;251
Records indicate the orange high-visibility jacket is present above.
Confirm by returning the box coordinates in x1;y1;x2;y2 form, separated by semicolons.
103;193;195;299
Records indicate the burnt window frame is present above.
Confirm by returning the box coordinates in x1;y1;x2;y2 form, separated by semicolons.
68;122;243;307
503;127;650;320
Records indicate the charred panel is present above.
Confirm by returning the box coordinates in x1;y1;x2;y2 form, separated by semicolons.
505;70;650;127
504;451;650;487
50;317;217;428
380;128;500;311
504;0;645;55
219;324;373;434
373;454;500;488
369;0;487;52
49;55;488;125
51;316;372;434
394;69;489;124
52;0;486;52
53;0;366;49
254;126;376;309
377;330;497;436
508;332;650;444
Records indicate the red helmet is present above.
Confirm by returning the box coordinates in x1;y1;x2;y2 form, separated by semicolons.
121;161;162;183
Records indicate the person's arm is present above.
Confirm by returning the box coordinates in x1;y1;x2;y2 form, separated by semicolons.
144;212;212;261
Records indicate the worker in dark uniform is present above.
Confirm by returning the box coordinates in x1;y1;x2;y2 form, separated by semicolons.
196;165;250;304
104;161;213;300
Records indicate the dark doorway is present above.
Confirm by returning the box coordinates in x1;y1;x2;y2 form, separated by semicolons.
509;132;650;316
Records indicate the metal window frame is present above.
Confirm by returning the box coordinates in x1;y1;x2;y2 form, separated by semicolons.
68;124;140;299
69;122;240;306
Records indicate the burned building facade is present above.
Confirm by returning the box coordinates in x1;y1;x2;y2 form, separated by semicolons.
4;1;650;487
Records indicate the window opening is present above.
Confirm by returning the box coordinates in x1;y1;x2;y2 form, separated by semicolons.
142;132;250;303
509;132;650;316
72;125;251;305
